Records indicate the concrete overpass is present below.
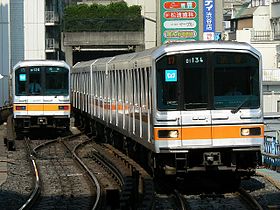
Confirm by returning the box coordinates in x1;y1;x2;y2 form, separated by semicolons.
62;31;144;66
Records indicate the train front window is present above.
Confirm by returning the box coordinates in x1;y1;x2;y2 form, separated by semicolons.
15;68;27;96
213;52;260;110
45;67;69;96
156;56;179;110
29;67;42;95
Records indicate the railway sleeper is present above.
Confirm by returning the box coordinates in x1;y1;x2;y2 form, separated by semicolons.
119;176;137;209
105;187;120;209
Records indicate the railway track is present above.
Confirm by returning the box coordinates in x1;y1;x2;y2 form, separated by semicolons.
154;187;263;210
0;121;279;209
19;132;154;209
21;135;95;210
182;187;263;210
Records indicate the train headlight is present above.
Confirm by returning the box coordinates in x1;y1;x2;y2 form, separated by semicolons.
158;130;179;138
241;127;261;136
241;128;250;136
15;106;26;110
58;105;69;110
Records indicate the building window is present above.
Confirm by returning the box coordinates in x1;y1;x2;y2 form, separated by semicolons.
277;53;280;68
277;101;280;112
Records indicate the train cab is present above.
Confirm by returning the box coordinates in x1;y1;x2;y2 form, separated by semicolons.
12;60;71;133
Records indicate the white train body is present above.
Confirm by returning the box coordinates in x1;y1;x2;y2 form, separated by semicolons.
72;41;264;175
12;60;71;131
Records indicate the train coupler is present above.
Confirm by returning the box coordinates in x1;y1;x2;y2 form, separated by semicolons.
175;153;188;175
37;117;47;125
203;152;221;166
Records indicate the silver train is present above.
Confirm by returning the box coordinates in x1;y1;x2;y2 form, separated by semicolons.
72;41;264;177
12;60;71;133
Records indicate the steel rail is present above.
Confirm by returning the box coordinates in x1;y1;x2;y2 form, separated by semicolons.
61;138;102;210
238;187;263;210
19;138;41;210
174;190;187;210
32;132;83;154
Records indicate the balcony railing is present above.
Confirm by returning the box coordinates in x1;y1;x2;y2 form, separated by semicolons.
45;11;59;24
263;69;280;81
46;38;59;51
251;30;280;41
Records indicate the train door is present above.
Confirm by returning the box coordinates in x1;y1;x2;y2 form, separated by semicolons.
180;53;212;147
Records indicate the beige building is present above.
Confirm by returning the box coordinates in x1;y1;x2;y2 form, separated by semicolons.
228;0;280;114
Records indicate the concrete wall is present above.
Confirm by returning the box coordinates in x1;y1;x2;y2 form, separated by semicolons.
0;0;47;107
125;0;156;49
270;2;280;19
10;0;24;68
64;31;144;46
63;31;144;65
24;0;45;59
0;0;10;106
263;94;280;113
253;6;270;31
252;43;279;70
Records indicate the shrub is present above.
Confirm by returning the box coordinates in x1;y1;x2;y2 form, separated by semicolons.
63;1;143;32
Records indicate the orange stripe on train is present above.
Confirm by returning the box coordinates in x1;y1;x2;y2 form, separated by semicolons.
154;124;264;140
212;124;264;139
14;104;71;112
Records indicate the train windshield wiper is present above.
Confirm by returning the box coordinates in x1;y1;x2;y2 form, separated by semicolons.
231;97;249;114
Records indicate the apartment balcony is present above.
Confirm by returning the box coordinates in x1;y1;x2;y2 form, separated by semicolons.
251;30;280;41
263;69;280;86
45;11;59;25
45;38;59;52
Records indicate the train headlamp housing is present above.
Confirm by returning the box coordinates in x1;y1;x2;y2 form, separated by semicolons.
158;130;179;138
15;106;26;110
58;105;69;110
241;127;261;136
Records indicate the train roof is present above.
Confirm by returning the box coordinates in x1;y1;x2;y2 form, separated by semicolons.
13;60;70;71
72;41;261;71
154;41;261;58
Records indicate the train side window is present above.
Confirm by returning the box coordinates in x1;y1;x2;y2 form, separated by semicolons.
139;68;142;107
146;67;151;110
128;69;133;105
112;70;115;103
124;70;128;104
132;68;138;113
140;68;147;108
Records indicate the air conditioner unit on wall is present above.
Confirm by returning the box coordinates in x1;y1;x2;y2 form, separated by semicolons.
243;28;253;31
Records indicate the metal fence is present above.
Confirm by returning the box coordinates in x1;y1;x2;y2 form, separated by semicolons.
251;30;280;41
46;38;59;50
263;130;280;170
263;69;280;81
45;11;59;24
